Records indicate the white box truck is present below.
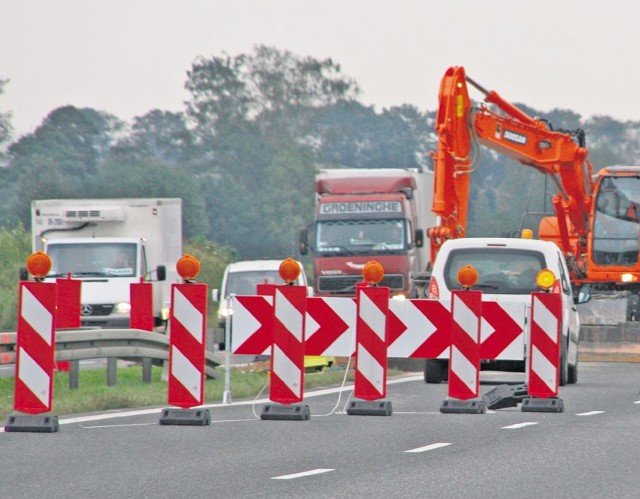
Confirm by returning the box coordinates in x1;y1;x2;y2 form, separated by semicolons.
30;198;183;329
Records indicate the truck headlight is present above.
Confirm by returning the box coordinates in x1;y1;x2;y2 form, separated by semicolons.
114;302;132;314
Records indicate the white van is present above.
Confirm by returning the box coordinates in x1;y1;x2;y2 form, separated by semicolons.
426;237;588;385
211;259;311;347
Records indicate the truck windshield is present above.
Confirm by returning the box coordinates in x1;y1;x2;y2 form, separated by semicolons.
46;242;137;278
224;270;284;297
315;220;406;256
593;176;640;266
443;248;545;295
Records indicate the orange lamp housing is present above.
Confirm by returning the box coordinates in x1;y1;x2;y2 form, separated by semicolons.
26;251;52;279
362;260;385;285
279;258;301;284
536;268;556;291
176;254;201;281
457;265;478;289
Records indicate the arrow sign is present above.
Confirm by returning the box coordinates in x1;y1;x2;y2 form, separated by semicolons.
387;299;451;358
305;297;356;356
231;295;273;355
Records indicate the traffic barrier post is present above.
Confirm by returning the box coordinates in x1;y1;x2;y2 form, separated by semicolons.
440;289;486;414
160;255;211;426
6;279;60;432
522;291;564;412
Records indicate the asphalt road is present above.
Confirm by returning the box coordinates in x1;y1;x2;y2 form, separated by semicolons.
1;362;639;498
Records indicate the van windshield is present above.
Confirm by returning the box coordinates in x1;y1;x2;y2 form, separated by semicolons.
443;248;546;295
225;270;284;297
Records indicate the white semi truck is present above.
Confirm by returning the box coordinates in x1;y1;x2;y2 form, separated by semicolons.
29;198;183;329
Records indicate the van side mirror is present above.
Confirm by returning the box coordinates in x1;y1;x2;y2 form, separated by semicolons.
299;228;309;255
414;229;424;248
156;265;166;282
574;284;591;304
19;267;28;281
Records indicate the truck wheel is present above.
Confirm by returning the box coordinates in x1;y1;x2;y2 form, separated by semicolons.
424;359;448;384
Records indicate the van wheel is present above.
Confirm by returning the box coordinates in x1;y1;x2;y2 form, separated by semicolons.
568;356;578;384
559;339;568;386
424;359;448;384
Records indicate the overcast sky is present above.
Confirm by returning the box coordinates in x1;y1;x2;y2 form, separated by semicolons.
2;0;638;139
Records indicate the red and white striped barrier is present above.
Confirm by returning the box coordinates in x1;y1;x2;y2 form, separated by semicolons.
528;292;562;398
14;281;57;414
269;285;307;404
354;286;389;401
167;283;207;409
447;290;482;401
55;276;81;372
231;295;273;355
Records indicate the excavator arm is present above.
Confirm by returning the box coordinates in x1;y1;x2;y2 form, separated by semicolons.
429;66;595;272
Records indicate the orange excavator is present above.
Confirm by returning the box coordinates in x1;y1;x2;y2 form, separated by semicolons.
429;66;640;319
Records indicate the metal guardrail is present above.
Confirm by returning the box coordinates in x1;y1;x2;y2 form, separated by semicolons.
0;329;224;383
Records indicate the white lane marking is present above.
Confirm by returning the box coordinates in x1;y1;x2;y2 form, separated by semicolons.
83;423;156;429
272;468;335;480
405;442;451;453
502;422;539;429
634;401;640;404
576;410;604;416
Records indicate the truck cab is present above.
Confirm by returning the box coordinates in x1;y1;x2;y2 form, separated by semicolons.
300;169;434;298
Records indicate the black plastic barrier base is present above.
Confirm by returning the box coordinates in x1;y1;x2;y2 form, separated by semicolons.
482;383;529;409
440;398;487;414
5;414;59;433
261;404;311;421
159;408;211;426
521;396;564;413
346;400;393;416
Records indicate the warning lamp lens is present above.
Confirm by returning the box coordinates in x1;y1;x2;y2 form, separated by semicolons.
521;229;533;239
279;258;301;284
176;254;201;281
536;269;556;290
26;251;52;279
457;265;478;289
362;260;385;285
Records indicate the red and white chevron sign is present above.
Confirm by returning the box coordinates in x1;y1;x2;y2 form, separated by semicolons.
354;286;389;401
14;281;57;414
480;301;526;360
231;295;274;355
305;297;356;356
528;292;562;398
387;299;450;358
269;285;307;404
448;290;482;401
168;283;207;409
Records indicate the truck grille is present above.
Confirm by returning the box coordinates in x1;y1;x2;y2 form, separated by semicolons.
81;304;114;317
317;274;404;294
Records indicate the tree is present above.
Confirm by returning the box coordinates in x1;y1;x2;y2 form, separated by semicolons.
5;106;123;227
0;78;12;161
112;110;194;168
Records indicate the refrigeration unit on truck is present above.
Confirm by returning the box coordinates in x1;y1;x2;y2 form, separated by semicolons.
299;168;435;298
30;198;183;329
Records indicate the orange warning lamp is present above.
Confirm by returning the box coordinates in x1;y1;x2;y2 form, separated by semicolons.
362;260;385;285
26;252;52;279
457;265;478;289
176;254;201;281
536;268;556;291
279;258;301;284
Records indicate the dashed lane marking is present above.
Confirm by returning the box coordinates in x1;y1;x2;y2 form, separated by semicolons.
272;469;335;480
502;422;539;429
405;442;452;453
